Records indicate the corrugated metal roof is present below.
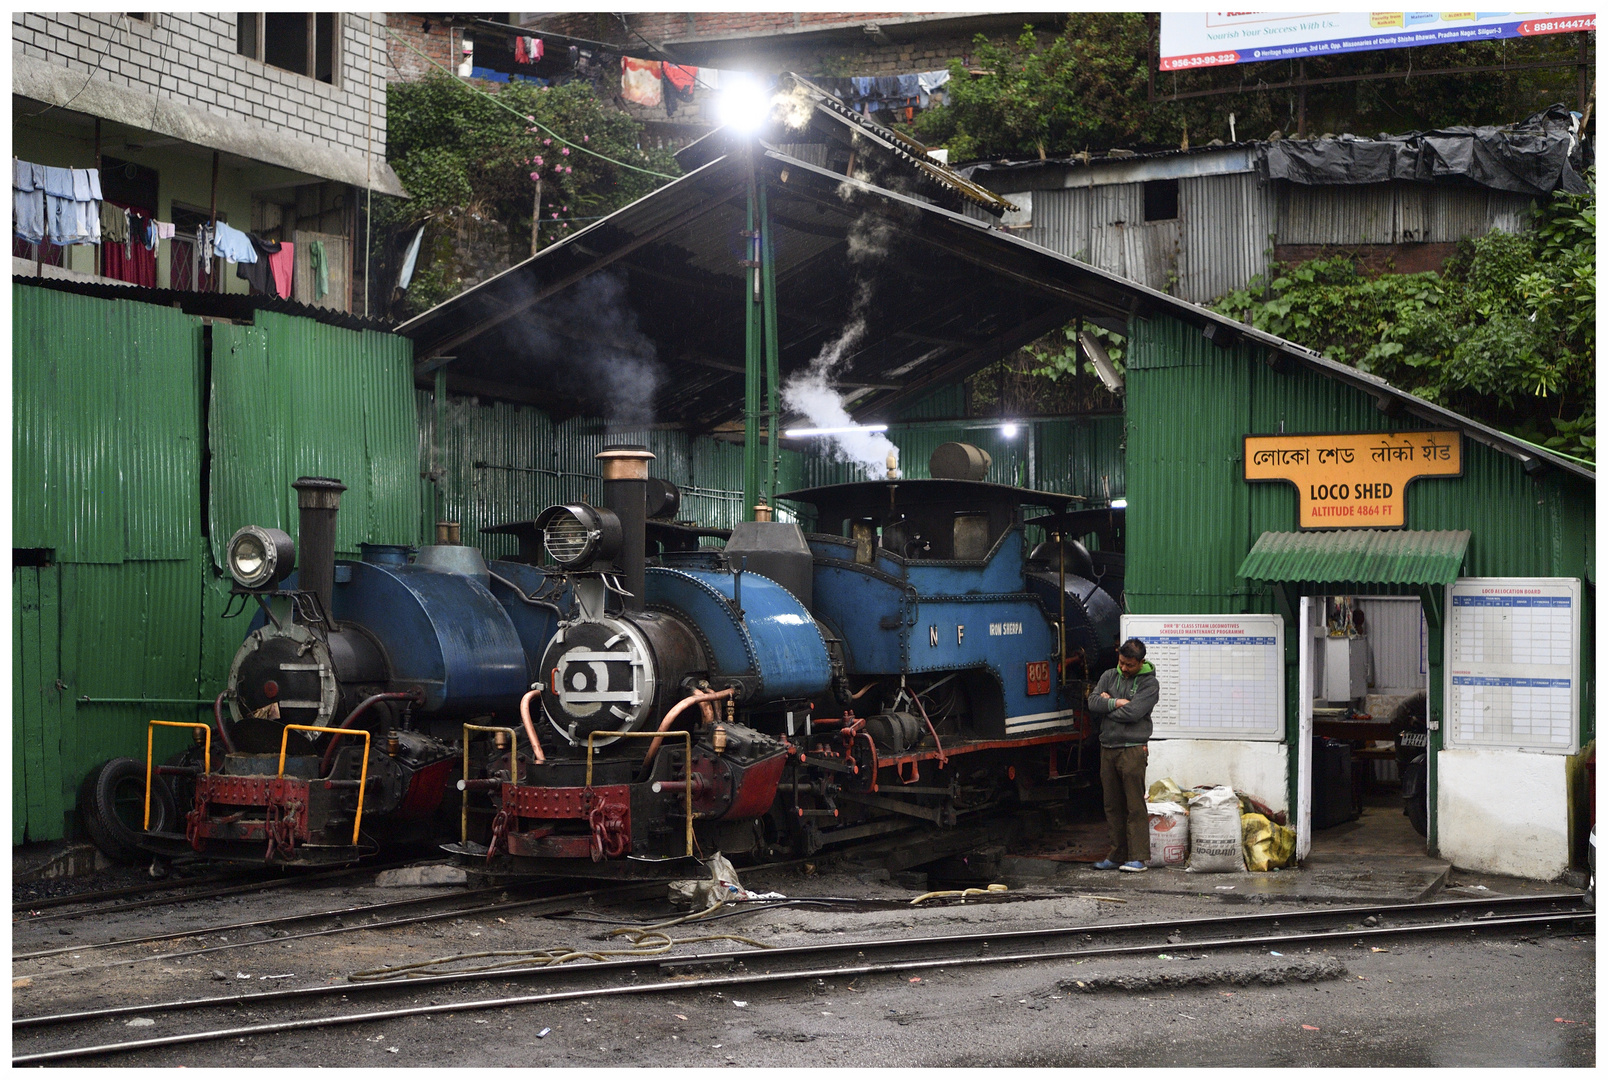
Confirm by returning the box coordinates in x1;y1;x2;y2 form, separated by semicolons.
14;274;398;333
398;128;1592;483
1238;529;1472;587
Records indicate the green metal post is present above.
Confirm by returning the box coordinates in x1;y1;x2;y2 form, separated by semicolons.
434;367;448;535
742;157;762;521
760;181;781;509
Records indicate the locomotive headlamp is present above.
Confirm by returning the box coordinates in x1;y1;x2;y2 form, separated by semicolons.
226;525;296;590
535;503;622;569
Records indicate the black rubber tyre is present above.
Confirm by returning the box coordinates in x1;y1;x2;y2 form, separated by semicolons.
85;758;176;863
1405;789;1429;837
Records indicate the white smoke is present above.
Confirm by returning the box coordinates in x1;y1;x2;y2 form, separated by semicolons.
782;212;900;478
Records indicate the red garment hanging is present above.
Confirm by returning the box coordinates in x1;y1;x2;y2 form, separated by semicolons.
267;241;295;299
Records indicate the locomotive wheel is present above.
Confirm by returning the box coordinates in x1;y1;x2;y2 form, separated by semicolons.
84;758;177;863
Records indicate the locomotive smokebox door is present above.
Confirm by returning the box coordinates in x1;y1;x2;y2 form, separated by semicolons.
540;619;657;746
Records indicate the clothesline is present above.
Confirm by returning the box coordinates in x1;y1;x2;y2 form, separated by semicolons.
14;157;328;300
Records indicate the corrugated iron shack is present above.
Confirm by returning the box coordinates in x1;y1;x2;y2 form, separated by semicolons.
404;75;1591;881
955;105;1585;302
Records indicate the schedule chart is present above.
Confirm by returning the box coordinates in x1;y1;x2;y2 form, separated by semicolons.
1446;578;1580;753
1120;615;1285;741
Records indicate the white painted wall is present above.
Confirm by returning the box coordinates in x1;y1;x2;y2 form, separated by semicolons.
1437;749;1572;879
1147;740;1290;813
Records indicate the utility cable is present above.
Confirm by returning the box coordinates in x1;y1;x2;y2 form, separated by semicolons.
383;24;678;180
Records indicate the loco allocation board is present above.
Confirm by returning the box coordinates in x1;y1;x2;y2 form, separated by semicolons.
1119;615;1285;741
1446;578;1580;754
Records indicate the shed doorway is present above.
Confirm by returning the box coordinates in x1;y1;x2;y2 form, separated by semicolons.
1297;594;1430;859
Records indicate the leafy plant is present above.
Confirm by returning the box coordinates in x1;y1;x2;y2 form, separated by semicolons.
374;75;680;316
1211;182;1596;459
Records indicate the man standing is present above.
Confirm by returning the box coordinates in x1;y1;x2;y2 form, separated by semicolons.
1087;638;1160;872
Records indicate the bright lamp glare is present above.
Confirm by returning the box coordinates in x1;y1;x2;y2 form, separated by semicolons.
719;76;771;133
784;424;889;437
1110;498;1128;509
1001;422;1019;438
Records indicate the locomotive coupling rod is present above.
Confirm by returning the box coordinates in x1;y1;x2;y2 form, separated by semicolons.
145;720;212;828
588;730;694;857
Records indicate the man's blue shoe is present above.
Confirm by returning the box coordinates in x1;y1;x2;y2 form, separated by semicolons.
1119;861;1148;873
1092;859;1120;870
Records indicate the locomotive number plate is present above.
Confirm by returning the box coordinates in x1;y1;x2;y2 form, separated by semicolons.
1026;661;1051;696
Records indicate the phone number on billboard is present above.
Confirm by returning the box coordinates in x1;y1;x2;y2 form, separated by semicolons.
1160;52;1240;70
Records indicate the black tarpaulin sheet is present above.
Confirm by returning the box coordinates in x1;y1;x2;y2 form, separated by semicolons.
1263;104;1588;196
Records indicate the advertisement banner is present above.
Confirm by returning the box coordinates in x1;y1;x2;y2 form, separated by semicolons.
1159;12;1595;72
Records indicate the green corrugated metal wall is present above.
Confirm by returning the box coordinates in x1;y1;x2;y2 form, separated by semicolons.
417;391;814;558
1124;313;1595;745
11;285;418;843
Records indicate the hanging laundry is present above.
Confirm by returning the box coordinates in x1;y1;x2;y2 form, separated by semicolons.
234;232;281;293
529;36;544;62
211;220;257;264
267;241;295;299
662;62;697;117
916;69;950;93
397;225;425;291
514;35;527;64
152;220;176;242
13;158;45;243
100;201;129;246
621;57;663;107
308;239;330;300
101;222;157;286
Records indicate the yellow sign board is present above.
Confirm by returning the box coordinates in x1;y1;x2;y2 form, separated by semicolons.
1244;430;1462;529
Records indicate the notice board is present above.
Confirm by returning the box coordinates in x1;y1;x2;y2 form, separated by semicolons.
1446;578;1580;753
1119;615;1285;741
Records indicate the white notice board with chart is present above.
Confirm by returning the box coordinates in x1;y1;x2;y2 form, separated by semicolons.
1119;615;1285;741
1446;578;1580;754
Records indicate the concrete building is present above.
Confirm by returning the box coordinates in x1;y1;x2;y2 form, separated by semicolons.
11;12;406;310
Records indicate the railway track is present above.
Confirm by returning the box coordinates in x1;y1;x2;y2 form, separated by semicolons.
13;862;405;925
14;892;1590;1064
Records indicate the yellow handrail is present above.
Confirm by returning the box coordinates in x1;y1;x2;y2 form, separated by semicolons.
586;730;695;858
459;724;521;844
144;720;212;830
279;725;370;845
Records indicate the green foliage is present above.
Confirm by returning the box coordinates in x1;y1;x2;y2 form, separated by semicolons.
907;14;1587;163
1212;183;1596;459
376;75;680;316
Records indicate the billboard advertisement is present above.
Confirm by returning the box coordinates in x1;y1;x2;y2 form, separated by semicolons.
1159;12;1595;72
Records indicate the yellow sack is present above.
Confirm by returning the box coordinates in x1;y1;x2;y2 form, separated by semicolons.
1147;777;1189;804
1242;812;1297;872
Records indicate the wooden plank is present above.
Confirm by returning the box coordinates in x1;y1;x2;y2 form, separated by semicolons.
17;568;51;840
12;568;32;843
38;563;67;839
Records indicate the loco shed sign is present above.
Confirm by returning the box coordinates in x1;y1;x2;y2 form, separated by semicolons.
1244;430;1462;529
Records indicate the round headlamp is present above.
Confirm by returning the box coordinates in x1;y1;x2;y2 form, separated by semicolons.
227;525;296;590
536;503;622;569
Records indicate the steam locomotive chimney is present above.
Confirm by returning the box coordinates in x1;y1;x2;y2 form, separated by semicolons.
292;476;347;618
596;446;654;612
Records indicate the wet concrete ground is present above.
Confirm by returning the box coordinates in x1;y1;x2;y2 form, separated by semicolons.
12;844;1593;1068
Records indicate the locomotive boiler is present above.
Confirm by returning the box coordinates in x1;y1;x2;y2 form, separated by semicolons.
136;477;572;866
461;442;1123;875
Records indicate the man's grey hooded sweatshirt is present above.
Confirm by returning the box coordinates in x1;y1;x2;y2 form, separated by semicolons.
1085;661;1159;746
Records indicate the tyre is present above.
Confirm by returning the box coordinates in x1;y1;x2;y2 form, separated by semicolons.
84;758;176;864
1405;788;1429;837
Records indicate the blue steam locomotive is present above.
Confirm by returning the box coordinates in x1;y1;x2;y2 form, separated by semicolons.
132;444;1122;871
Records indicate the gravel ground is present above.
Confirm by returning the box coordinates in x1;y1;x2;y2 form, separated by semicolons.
12;855;1594;1068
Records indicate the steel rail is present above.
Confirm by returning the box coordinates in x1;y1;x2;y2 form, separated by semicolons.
13;909;1591;1064
14;870;256;914
12;882;663;982
14;862;398;924
14;891;1584;1023
14;883;529;961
